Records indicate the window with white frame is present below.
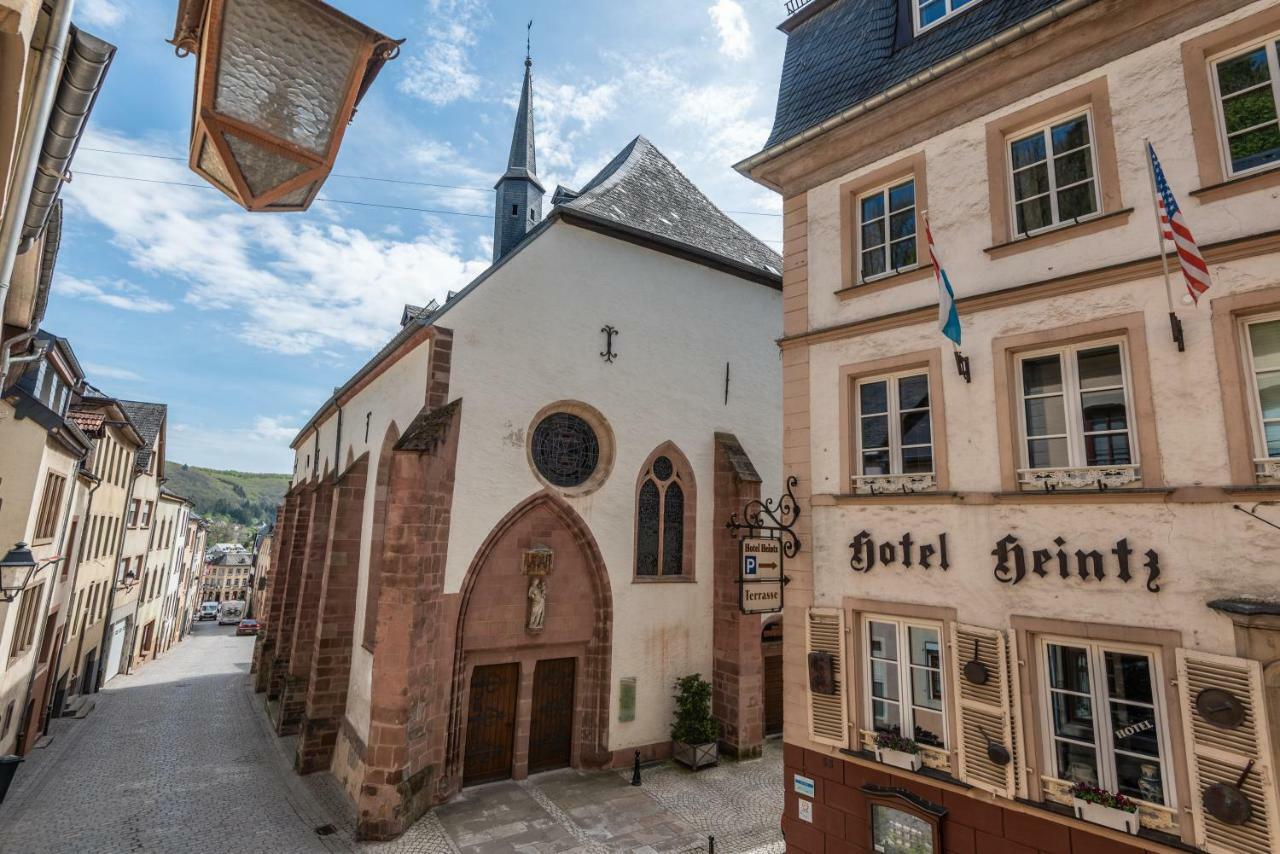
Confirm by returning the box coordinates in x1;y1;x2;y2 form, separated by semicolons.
1041;639;1171;807
856;372;933;477
1008;112;1099;236
858;179;917;282
1017;342;1134;471
1211;35;1280;177
1244;316;1280;460
915;0;984;34
865;617;947;749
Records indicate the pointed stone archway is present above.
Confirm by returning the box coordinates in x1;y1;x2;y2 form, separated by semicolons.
444;490;613;794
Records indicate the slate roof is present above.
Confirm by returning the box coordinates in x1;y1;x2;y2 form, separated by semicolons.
559;136;780;277
766;0;1064;149
118;399;166;469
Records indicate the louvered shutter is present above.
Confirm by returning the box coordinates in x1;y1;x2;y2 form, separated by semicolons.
806;607;848;748
1176;649;1280;854
949;622;1019;798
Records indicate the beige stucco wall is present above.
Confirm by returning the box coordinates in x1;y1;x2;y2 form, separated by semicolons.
785;0;1280;783
291;219;782;752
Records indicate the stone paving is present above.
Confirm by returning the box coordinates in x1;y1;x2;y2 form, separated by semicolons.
0;622;785;854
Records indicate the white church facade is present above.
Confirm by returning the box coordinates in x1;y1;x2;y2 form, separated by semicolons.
254;55;783;839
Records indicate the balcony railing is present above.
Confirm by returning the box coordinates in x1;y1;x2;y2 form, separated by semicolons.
851;472;937;495
1018;464;1140;491
1255;457;1280;480
785;0;814;15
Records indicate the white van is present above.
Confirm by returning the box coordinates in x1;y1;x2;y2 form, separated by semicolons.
199;602;219;621
218;600;245;626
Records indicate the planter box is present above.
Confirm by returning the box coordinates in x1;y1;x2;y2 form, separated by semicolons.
673;740;718;770
1072;798;1139;835
875;747;922;773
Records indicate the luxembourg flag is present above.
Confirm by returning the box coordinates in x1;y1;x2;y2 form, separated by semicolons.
923;212;962;346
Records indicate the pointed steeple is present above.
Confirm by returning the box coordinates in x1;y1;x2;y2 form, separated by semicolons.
492;43;545;263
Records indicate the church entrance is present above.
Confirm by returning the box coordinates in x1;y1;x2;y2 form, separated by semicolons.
463;663;520;786
450;492;613;790
528;657;575;773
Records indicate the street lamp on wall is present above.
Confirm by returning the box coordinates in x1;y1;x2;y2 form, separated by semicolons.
168;0;402;212
0;543;37;603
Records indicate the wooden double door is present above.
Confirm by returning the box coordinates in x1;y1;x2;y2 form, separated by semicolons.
463;657;576;786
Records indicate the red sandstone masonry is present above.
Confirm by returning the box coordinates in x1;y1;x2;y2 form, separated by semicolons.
269;485;314;707
356;399;462;841
255;494;297;693
280;479;335;734
297;455;368;775
712;433;765;759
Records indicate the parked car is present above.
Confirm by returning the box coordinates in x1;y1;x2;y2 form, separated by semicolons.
198;602;219;621
217;600;246;625
235;619;259;637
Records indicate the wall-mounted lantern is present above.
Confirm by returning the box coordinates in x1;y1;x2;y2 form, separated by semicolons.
0;543;37;603
169;0;402;212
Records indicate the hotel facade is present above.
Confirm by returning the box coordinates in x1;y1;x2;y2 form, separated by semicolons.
740;1;1280;852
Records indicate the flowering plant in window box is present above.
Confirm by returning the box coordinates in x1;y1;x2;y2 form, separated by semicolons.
1069;781;1139;835
873;732;922;773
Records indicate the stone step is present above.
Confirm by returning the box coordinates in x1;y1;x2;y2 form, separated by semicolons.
60;697;95;719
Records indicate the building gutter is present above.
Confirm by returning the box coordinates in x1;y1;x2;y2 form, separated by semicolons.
733;0;1100;184
18;28;117;254
0;0;75;345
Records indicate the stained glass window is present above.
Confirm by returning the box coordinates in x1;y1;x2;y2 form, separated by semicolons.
531;413;600;487
635;450;690;577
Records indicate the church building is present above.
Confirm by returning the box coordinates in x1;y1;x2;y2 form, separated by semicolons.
255;54;783;840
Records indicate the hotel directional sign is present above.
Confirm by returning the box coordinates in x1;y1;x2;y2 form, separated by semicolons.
740;537;784;614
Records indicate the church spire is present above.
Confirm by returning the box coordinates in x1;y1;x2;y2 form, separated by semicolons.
492;28;544;263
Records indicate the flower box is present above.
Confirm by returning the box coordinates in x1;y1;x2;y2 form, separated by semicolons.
673;739;718;770
1073;798;1139;835
875;746;922;773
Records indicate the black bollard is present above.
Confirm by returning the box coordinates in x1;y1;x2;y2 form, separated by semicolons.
631;749;642;786
708;835;715;853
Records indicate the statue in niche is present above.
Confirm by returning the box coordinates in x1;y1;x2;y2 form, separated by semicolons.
522;547;553;633
527;576;547;632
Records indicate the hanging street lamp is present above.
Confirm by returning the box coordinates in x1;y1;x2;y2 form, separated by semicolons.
0;543;38;603
168;0;402;212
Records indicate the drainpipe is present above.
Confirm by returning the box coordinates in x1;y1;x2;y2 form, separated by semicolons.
0;333;48;393
42;472;99;724
0;0;75;357
14;456;86;753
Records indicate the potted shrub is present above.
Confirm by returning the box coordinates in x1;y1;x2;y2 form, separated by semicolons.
671;674;718;770
1070;781;1140;834
873;732;922;772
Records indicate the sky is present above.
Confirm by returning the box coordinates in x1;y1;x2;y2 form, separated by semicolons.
45;0;789;473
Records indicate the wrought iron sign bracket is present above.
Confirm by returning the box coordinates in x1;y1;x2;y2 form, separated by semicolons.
725;475;802;558
954;350;971;383
1234;502;1280;533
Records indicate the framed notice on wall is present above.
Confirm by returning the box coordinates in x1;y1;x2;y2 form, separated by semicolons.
861;785;945;854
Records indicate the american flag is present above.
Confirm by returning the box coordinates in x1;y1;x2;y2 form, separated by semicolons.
1148;142;1210;303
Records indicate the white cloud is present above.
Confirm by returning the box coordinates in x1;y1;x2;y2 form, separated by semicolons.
83;362;143;382
708;0;752;60
529;78;620;187
63;130;489;357
78;0;127;28
170;419;299;473
250;416;300;444
59;275;174;313
398;1;487;106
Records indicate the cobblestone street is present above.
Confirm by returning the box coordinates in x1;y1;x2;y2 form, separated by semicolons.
0;624;784;854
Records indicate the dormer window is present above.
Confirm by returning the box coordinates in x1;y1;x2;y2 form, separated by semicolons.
915;0;985;35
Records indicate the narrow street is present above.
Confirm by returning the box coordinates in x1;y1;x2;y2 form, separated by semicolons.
0;623;784;854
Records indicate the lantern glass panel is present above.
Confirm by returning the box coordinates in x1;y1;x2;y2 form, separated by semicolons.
225;134;309;195
198;136;235;193
215;0;365;155
267;182;317;209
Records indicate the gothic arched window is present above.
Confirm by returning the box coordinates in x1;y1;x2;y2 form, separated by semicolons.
635;445;694;578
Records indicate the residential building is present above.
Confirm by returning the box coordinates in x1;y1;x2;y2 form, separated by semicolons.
249;522;272;619
201;550;252;604
96;399;166;685
258;53;783;840
129;489;185;667
53;389;143;717
739;1;1280;853
0;332;89;754
173;513;207;639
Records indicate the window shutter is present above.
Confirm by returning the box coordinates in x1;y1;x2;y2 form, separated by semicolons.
806;607;849;748
949;622;1019;798
1176;649;1280;854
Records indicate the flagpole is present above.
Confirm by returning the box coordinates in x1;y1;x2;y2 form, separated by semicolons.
1143;138;1185;352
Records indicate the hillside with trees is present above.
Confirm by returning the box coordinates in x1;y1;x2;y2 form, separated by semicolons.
165;462;289;545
